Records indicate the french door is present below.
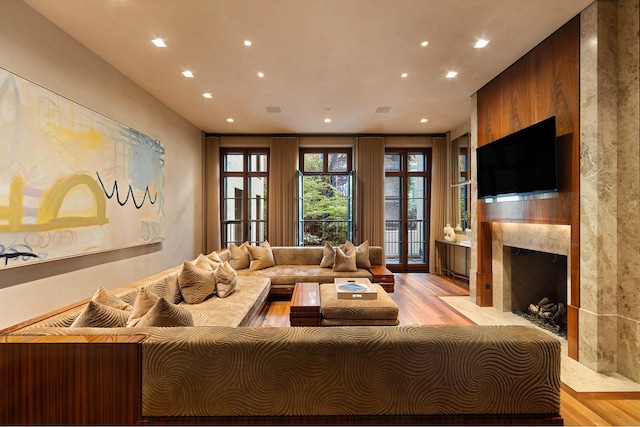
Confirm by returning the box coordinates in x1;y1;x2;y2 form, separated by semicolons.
220;148;268;247
384;149;431;272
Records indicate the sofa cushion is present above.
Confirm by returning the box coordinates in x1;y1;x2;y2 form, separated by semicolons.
214;261;238;298
178;276;271;327
178;260;216;304
70;301;130;328
236;265;371;285
319;243;335;268
136;297;194;327
248;241;276;271
91;286;132;311
228;242;250;270
127;286;161;327
333;247;357;272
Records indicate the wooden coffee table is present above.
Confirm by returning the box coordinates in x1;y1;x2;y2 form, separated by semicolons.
289;282;322;326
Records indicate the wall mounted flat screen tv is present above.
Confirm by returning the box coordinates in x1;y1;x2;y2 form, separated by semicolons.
477;116;558;199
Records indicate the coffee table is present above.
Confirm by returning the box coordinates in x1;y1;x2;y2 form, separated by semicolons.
289;281;399;327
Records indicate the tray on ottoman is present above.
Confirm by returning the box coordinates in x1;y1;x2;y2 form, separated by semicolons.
320;283;399;326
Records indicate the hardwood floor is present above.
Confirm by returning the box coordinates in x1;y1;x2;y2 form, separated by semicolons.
254;272;640;426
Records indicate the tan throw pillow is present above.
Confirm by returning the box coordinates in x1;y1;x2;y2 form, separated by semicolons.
354;240;372;269
214;261;238;298
333;247;357;272
228;242;250;270
247;241;276;271
127;286;161;327
320;242;335;268
91;286;132;311
135;298;194;327
340;240;356;254
193;253;221;271
70;301;129;328
178;260;216;304
144;273;182;305
206;251;224;264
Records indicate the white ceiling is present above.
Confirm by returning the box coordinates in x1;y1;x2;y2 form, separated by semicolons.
23;0;593;135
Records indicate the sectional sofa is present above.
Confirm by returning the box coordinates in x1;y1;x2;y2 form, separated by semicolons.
0;243;563;425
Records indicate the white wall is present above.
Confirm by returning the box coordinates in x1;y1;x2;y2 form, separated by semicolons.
0;0;203;329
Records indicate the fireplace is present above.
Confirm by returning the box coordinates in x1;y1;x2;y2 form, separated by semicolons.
508;247;568;336
490;222;572;337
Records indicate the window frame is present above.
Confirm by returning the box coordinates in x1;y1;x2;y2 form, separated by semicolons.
220;147;269;247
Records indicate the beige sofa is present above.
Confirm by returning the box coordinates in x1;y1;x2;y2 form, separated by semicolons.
1;245;563;425
217;244;392;294
3;324;562;425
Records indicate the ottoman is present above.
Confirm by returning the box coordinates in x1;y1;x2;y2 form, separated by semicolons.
319;283;399;326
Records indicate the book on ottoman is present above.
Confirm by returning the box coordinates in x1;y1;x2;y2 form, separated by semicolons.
335;278;378;300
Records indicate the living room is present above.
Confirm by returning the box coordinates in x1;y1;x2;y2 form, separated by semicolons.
1;0;639;424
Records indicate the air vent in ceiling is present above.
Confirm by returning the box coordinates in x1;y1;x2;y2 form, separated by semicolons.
265;106;282;113
375;106;391;113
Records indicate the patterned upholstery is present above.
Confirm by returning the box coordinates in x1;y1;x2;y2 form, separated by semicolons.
9;325;561;417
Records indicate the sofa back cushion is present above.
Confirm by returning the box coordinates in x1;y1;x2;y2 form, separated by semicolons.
270;245;384;267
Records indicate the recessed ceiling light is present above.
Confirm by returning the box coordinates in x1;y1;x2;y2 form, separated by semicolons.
257;72;264;78
151;38;166;47
226;118;234;123
202;93;213;99
421;41;429;47
475;39;490;48
401;73;408;78
446;71;458;78
420;118;429;123
182;70;194;78
244;40;252;46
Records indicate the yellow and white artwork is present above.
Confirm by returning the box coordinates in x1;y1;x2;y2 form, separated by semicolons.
0;68;164;268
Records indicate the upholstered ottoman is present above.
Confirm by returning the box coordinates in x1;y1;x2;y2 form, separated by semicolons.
319;283;399;326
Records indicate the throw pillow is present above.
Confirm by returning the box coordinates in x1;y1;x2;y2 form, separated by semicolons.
135;297;194;327
91;286;132;311
127;286;161;327
206;251;224;264
70;301;130;328
143;273;182;305
354;240;372;269
228;242;250;270
193;253;221;271
340;240;356;254
319;242;335;268
178;260;216;304
214;261;238;298
247;241;276;271
333;247;357;272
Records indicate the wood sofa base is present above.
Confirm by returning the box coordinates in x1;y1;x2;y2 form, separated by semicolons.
142;414;563;425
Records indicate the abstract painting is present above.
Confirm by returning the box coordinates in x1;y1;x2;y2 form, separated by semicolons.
0;68;165;268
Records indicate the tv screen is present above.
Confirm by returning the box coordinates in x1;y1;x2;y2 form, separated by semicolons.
477;116;558;199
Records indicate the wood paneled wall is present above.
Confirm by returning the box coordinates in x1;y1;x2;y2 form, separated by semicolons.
475;16;580;357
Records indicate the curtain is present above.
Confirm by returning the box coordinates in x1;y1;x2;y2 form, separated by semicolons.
429;135;449;273
204;136;221;253
268;136;299;246
355;136;385;248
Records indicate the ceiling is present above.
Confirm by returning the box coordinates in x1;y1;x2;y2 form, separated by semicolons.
23;0;593;135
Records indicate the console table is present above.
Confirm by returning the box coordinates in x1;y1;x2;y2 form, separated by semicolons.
435;239;470;284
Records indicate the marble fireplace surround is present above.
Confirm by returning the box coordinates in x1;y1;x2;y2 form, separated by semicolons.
490;222;571;315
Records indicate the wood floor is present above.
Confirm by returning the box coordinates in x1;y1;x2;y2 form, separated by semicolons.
253;272;640;426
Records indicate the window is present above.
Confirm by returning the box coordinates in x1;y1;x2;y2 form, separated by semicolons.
220;148;268;247
299;149;353;246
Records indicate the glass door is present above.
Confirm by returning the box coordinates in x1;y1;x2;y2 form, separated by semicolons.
384;149;431;272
